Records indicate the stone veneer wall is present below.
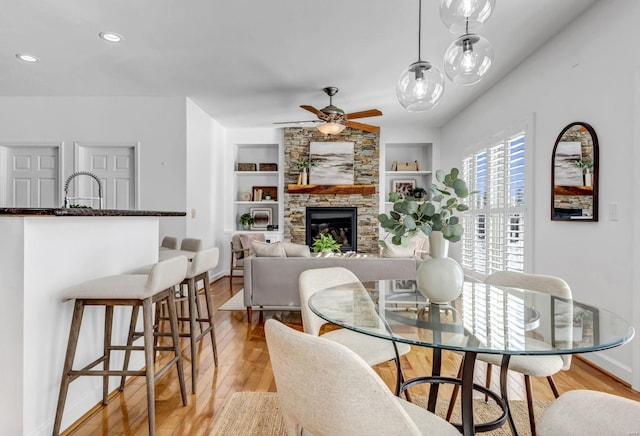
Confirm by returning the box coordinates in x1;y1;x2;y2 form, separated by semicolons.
283;127;380;254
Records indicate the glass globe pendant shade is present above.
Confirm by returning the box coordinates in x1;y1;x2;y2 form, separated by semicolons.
396;61;445;112
316;122;346;135
443;34;493;85
440;0;496;34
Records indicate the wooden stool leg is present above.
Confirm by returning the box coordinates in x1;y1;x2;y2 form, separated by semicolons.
524;375;537;436
120;305;140;391
142;298;157;436
187;277;198;393
153;301;161;363
103;306;114;404
194;281;205;334
484;363;492;402
53;300;85;436
446;357;464;421
203;273;218;366
247;306;252;322
167;290;188;406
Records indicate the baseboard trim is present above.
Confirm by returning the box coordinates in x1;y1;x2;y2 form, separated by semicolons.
579;352;633;385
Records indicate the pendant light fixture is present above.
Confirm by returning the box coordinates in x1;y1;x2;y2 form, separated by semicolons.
439;0;496;34
443;21;493;85
396;0;445;112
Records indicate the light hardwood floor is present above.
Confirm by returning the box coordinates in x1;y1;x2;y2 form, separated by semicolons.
64;277;640;435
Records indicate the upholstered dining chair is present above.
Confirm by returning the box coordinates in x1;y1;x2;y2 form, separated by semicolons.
265;319;459;436
228;233;265;292
447;271;572;436
537;390;640;435
299;266;411;395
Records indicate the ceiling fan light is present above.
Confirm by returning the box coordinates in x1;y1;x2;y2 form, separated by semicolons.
396;61;445;112
317;122;346;135
444;34;493;85
440;0;496;33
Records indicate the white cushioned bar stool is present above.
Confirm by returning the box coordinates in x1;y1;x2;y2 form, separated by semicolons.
148;247;220;393
53;256;189;436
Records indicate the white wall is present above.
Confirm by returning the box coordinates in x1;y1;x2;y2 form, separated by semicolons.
0;96;188;238
440;0;640;383
186;98;227;278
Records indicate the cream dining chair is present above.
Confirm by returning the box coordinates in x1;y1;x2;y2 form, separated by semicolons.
299;267;411;395
447;271;572;436
265;319;459;436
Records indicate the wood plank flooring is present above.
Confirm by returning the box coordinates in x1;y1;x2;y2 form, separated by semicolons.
64;277;640;435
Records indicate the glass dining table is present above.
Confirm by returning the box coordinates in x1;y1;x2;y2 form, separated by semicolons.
308;279;635;436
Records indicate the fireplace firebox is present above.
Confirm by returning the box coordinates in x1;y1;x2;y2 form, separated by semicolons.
305;207;357;252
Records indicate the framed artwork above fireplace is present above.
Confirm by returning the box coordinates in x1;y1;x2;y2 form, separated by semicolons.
309;141;354;185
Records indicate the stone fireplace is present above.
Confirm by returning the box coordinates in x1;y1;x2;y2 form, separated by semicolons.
283;127;380;253
305;207;358;252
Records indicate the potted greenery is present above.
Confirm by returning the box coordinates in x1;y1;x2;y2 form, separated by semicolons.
295;158;318;185
574;159;594;186
312;233;342;254
379;168;471;249
239;213;254;230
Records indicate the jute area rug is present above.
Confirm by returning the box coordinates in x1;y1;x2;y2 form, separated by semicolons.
211;391;548;435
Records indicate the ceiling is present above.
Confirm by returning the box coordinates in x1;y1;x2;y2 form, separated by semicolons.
0;0;596;130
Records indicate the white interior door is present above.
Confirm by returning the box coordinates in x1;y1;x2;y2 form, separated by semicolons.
4;146;59;207
77;144;136;210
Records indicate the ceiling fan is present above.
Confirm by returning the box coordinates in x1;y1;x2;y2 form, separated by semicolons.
275;87;382;134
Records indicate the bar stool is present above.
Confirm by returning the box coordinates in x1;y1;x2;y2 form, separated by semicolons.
150;247;219;393
160;236;178;250
180;237;203;252
53;256;189;436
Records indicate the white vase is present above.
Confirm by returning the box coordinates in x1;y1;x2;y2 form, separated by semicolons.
416;231;464;304
301;168;308;185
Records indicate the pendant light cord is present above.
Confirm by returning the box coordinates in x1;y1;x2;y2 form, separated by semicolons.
417;0;422;61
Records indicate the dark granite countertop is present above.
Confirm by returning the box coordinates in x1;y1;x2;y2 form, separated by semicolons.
0;208;186;217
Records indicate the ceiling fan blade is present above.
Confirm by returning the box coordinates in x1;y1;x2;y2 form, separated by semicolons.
345;120;380;133
273;120;320;125
300;105;326;118
345;109;383;120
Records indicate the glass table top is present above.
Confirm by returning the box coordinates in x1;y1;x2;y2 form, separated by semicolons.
309;280;635;356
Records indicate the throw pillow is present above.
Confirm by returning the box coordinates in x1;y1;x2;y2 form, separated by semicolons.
238;233;266;258
381;242;416;258
282;242;311;257
252;240;286;257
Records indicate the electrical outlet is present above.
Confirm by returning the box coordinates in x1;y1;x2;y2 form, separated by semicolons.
608;203;618;221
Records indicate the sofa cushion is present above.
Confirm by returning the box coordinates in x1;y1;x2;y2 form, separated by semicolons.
282;242;311;257
238;233;266;258
252;240;286;257
381;232;430;259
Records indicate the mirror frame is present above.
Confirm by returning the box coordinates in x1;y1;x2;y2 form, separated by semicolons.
551;121;599;221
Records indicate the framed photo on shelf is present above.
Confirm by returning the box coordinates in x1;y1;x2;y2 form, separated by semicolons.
392;179;416;199
250;207;272;230
252;185;278;201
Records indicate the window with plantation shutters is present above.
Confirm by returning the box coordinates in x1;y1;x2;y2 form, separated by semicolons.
461;127;529;279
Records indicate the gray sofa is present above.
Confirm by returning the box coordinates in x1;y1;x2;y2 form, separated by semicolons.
243;255;420;318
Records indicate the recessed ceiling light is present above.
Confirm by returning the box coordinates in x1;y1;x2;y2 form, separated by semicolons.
16;53;39;62
99;32;123;43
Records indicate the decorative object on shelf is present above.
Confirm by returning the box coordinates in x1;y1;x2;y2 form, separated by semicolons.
378;168;472;303
252;186;277;202
250;207;272;230
237;163;257;171
239;213;254;231
574;159;594;187
411;187;427;200
439;0;496;34
394;160;420;171
240;192;252;201
311;233;342;254
266;224;279;231
396;0;445;112
440;0;495;86
310;142;354;185
552;122;599;221
259;163;278;171
295;158;318;186
392;179;417;199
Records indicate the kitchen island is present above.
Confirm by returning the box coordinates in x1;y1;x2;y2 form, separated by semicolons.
0;208;185;436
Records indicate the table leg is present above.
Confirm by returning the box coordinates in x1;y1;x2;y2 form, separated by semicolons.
427;348;442;412
499;355;518;436
461;351;478;436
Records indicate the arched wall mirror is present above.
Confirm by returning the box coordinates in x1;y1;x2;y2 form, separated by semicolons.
551;122;599;221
